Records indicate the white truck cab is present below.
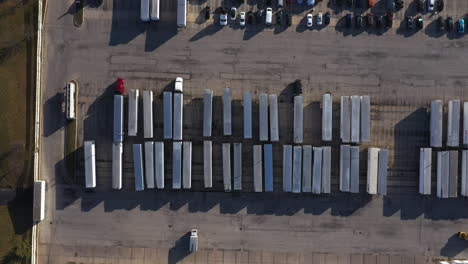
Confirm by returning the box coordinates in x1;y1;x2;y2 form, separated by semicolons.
189;229;198;252
175;77;183;92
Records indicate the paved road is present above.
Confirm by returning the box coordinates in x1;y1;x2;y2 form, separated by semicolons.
38;0;468;262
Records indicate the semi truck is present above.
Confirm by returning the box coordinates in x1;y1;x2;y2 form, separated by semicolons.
141;0;150;21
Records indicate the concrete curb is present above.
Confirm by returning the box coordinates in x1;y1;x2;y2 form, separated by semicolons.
32;0;45;262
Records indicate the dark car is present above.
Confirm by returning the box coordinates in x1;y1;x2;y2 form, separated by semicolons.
286;13;292;26
266;0;272;5
436;0;444;12
256;9;263;22
386;0;395;10
324;12;331;25
356;0;362;8
395;0;404;9
347;0;354;7
276;10;282;25
376;15;384;28
405;16;413;30
205;6;210;20
366;13;374;26
437;16;444;31
446;17;453;31
356;15;363;28
336;0;344;6
416;0;424;12
416;16;423;29
346;13;353;28
247;11;254;24
386;11;393;28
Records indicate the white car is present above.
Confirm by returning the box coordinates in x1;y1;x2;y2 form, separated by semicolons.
240;12;246;27
230;7;237;21
317;12;323;25
427;0;434;11
265;7;272;25
307;0;315;6
175;77;183;92
220;13;227;26
307;13;313;28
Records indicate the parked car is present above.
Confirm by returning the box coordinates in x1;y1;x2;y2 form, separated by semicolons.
416;16;423;29
324;12;331;25
220;12;228;25
436;0;444;12
366;13;374;26
437;16;444;31
347;0;354;7
317;12;323;25
356;15;363;28
247;11;254;24
356;0;362;8
265;7;273;25
458;18;465;33
405;16;413;30
276;10;282;25
386;0;395;10
307;13;313;27
205;6;210;20
286;13;292;26
368;0;374;7
386;11;393;28
395;0;403;9
307;0;315;6
256;9;263;23
427;0;434;11
230;7;237;21
346;13;353;28
297;0;303;4
376;15;384;28
240;12;246;27
416;0;424;12
446;17;453;31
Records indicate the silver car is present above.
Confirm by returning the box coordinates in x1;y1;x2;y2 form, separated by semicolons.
317;12;323;25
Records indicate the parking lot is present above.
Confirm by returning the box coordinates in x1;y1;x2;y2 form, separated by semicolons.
37;0;468;262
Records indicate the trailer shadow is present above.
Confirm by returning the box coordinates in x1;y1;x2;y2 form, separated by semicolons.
440;233;468;258
43;92;65;137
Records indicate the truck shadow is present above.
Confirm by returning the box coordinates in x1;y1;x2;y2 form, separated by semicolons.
168;232;192;264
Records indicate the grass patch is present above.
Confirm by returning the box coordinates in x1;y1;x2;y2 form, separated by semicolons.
74;0;83;27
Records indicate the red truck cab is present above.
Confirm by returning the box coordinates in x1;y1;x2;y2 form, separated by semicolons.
115;78;125;94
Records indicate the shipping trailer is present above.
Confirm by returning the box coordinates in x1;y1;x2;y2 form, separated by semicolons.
155;142;164;189
33;180;45;222
292;146;302;193
378;149;389;196
312;147;323;194
351;95;361;143
322;93;332;141
112;142;123;189
177;0;186;27
294;96;304;143
183;142;192;189
150;0;159;20
419;148;432;195
430;100;443;147
113;95;124;142
143;90;153;138
322;146;331;194
367;148;379;194
173;93;183;140
437;151;449;198
283;145;293;192
360;96;371;143
223;88;232;136
144;142;155;188
244;92;252;139
203;90;213;137
264;144;273;192
464;102;468;147
462;150;468;196
253;145;262;192
222;143;231;191
173;142;182;189
128;89;139;136
133;144;145;191
447;100;460;147
269;94;279;142
65;81;76;120
340;96;351;143
203;141;212;188
163;91;173;139
259;94;269;141
340;145;351;192
233;143;242;190
84;140;96;188
350;146;360;193
449;150;458;198
302;145;313;193
141;0;150;21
